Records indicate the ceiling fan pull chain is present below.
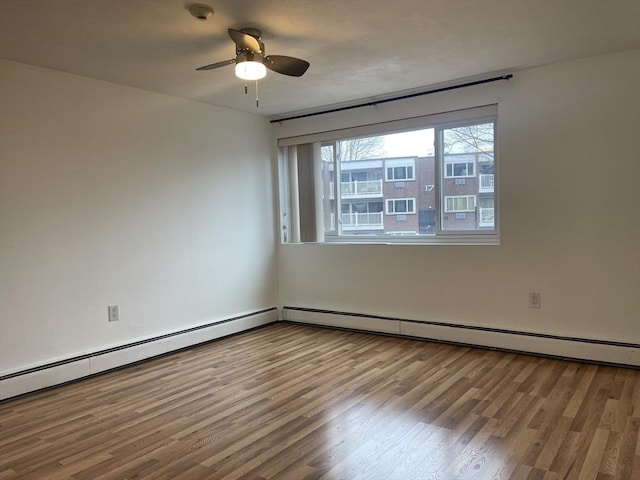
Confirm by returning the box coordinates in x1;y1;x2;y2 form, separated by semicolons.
256;80;259;108
244;81;248;95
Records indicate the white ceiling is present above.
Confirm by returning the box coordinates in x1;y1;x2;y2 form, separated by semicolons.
1;0;638;117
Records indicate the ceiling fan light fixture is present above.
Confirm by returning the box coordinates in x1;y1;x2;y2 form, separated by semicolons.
235;53;266;80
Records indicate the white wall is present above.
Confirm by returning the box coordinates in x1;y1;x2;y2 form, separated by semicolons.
2;50;638;378
275;50;640;346
0;60;276;375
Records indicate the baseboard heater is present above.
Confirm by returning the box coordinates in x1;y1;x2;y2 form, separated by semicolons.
0;308;278;401
282;306;639;368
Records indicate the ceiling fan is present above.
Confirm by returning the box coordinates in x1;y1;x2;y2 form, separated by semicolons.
196;28;310;106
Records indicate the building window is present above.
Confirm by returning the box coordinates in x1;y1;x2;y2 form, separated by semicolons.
278;104;498;244
386;165;414;181
444;195;476;212
445;158;475;178
386;198;416;215
478;197;495;228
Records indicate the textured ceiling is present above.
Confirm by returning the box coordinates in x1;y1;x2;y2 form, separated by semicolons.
1;0;638;117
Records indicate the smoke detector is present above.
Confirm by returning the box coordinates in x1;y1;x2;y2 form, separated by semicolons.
189;4;214;21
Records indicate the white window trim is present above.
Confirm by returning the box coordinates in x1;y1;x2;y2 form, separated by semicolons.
386;198;416;215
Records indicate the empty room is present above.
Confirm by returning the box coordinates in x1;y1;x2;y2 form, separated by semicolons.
0;1;638;479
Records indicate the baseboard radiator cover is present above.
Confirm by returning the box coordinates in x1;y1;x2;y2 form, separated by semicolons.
0;308;278;401
282;307;639;368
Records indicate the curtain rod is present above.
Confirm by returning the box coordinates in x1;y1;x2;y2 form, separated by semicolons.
270;74;513;124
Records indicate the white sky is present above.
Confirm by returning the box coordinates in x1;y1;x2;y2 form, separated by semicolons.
382;128;434;157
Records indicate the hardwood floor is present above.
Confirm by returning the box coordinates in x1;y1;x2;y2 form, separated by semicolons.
1;323;638;479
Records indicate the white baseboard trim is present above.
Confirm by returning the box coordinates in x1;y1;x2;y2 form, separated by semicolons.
282;307;640;368
0;308;278;401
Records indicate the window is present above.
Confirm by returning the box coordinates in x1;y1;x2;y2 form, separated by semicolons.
278;104;498;244
478;197;495;228
385;158;415;181
444;195;476;212
445;158;475;178
386;198;416;214
386;166;414;181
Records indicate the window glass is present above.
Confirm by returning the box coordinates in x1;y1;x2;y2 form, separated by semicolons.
440;122;495;231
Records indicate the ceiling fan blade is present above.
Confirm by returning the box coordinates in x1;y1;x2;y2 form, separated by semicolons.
228;28;262;53
264;55;310;77
196;59;236;71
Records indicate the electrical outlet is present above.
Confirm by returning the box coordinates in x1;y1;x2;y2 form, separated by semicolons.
529;293;541;309
108;305;120;322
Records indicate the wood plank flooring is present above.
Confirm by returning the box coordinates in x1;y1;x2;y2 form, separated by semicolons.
1;323;638;479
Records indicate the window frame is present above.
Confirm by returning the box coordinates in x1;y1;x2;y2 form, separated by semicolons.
277;104;499;245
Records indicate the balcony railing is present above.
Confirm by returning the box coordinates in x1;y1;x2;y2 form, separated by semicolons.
479;207;495;228
341;180;383;197
479;174;495;193
341;212;384;230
